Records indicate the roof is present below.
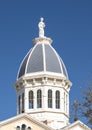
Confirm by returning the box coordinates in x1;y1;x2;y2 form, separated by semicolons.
0;114;53;130
17;18;68;80
61;120;91;130
17;39;68;79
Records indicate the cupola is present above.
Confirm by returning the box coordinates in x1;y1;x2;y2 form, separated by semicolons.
15;18;72;130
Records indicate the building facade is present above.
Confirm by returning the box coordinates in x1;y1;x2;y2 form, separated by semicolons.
0;18;91;130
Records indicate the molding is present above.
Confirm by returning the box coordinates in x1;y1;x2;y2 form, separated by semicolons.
33;37;52;45
14;73;72;90
0;114;53;130
63;120;91;130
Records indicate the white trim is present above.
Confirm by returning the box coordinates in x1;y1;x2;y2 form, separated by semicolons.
17;48;32;80
0;114;53;130
25;44;37;74
49;45;68;78
63;120;91;130
50;45;62;73
42;44;46;72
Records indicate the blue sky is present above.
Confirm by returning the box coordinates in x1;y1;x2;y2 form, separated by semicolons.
0;0;92;125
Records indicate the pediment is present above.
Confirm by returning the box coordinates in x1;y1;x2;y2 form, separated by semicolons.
0;114;53;130
63;120;91;130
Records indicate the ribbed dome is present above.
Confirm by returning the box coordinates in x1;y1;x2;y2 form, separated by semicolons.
17;39;68;79
17;18;68;79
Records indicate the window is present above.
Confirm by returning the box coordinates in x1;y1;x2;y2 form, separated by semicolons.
22;93;24;113
18;95;21;114
55;91;60;109
29;91;33;109
22;124;26;130
66;94;68;113
16;125;31;130
64;92;66;112
16;126;20;130
27;127;31;130
37;89;42;108
48;89;52;108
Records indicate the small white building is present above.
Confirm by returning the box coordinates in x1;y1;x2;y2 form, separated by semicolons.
0;18;91;130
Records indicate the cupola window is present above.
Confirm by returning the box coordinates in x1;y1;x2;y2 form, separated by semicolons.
22;93;24;113
29;91;34;109
18;95;21;114
37;89;42;108
55;91;60;109
48;89;52;108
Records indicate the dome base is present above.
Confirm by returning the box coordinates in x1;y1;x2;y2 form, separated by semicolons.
33;37;52;45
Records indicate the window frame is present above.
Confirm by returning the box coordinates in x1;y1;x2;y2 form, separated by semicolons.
48;89;52;108
37;89;42;108
18;95;21;114
55;90;60;109
29;90;34;109
22;93;24;113
21;124;26;130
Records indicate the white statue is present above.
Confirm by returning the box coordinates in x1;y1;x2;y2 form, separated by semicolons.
38;17;45;37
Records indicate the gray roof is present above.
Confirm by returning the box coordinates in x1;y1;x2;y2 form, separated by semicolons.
17;43;68;79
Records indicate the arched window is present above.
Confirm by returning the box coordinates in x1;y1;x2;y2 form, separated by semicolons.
22;93;24;113
29;91;33;109
22;124;26;130
16;126;20;130
55;91;60;109
64;92;65;112
37;89;42;108
16;125;31;130
27;127;31;130
66;94;68;113
48;89;52;108
18;95;21;114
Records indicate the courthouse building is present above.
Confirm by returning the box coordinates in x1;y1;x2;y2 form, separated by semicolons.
0;18;91;130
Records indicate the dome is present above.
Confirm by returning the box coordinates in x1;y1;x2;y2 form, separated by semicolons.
17;18;68;79
17;38;68;79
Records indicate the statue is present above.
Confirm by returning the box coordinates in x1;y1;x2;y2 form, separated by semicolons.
38;17;45;38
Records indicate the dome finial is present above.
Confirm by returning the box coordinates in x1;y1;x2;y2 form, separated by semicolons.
33;18;52;45
38;17;45;38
